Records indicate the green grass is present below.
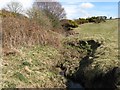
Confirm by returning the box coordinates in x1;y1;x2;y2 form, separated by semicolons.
74;20;117;38
2;45;66;88
66;20;118;60
2;19;120;88
62;19;120;77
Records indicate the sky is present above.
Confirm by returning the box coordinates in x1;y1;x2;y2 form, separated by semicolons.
61;2;118;19
0;0;118;19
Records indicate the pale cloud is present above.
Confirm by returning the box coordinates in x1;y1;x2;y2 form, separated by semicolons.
65;5;77;14
80;2;94;9
79;9;91;18
62;3;92;19
17;0;34;8
63;4;78;19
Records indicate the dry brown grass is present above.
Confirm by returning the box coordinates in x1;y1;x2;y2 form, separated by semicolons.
2;10;65;88
1;10;62;51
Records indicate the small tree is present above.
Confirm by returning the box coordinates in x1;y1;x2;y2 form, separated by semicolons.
26;6;52;29
33;1;66;29
5;1;23;13
26;7;41;19
33;1;66;20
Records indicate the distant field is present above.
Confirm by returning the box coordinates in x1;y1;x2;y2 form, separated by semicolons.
75;19;118;40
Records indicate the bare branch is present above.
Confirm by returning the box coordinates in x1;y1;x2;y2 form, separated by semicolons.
33;1;66;20
5;1;23;14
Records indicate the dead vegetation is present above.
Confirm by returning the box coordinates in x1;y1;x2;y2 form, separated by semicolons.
1;10;62;50
1;9;66;88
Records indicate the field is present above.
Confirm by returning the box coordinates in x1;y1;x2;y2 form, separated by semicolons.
62;19;120;88
2;19;120;88
64;19;118;63
74;19;118;60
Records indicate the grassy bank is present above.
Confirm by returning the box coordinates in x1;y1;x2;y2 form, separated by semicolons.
2;19;120;88
3;45;66;88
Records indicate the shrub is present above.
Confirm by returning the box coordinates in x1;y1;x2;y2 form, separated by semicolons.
26;7;52;30
2;10;62;49
26;7;64;33
75;18;88;24
33;1;66;20
86;16;106;23
32;1;66;33
44;10;62;29
68;20;78;28
60;19;78;31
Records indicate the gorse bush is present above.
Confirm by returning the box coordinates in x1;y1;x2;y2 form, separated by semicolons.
75;18;89;24
1;9;27;18
68;20;78;28
86;16;107;23
74;16;107;25
60;19;78;31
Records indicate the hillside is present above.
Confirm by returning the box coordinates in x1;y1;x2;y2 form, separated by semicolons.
60;19;120;89
2;10;65;88
2;10;120;89
1;10;62;49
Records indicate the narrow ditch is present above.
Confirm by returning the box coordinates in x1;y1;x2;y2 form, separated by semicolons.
57;39;120;90
66;40;101;90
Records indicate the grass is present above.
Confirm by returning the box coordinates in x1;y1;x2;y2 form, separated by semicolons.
85;20;117;57
2;19;120;88
60;19;120;79
66;19;118;60
2;45;66;88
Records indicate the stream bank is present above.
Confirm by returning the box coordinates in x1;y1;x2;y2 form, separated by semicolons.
57;38;120;90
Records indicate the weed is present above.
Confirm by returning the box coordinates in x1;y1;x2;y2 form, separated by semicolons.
13;72;28;83
22;61;31;66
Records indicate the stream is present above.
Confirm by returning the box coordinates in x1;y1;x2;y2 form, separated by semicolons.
58;39;120;90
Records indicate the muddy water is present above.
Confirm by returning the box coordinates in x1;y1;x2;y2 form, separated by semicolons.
59;70;84;90
66;80;84;90
58;40;102;89
58;39;120;89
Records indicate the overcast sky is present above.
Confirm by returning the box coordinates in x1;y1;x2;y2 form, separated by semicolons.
0;0;118;19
